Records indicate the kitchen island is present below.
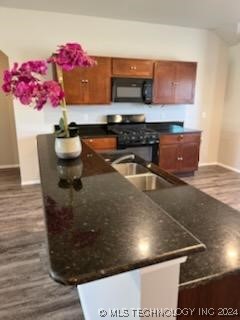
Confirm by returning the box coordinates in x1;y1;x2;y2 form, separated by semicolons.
37;134;240;319
37;134;204;320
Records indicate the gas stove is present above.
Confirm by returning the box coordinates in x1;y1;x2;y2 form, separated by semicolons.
107;114;159;148
110;125;158;147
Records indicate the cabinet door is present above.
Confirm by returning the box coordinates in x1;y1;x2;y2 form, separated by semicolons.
112;58;153;78
62;56;111;105
153;61;176;104
180;142;200;172
83;57;111;104
174;62;197;104
83;137;117;150
62;67;86;104
159;144;180;173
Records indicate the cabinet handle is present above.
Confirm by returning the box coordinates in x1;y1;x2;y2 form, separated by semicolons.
130;66;137;70
178;135;184;141
89;139;93;142
81;80;89;83
85;79;89;83
177;157;183;161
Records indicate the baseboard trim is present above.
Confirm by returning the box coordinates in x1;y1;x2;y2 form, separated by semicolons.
0;164;19;169
199;162;240;173
21;179;40;186
217;162;240;173
199;162;218;167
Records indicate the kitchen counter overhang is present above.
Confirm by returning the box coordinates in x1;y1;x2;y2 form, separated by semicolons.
37;134;204;285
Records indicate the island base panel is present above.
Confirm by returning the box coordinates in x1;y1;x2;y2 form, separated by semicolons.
77;257;187;320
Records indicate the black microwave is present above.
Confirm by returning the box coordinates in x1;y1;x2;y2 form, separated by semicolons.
112;78;153;104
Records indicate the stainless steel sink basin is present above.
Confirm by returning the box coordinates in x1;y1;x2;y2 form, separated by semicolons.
126;174;172;191
112;163;149;176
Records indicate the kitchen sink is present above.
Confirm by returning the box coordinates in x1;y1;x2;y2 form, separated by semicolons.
126;173;173;191
112;163;149;176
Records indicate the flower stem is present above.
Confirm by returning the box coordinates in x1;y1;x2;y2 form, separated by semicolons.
56;65;70;138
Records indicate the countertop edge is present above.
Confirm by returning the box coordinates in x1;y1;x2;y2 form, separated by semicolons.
179;268;240;290
48;243;205;286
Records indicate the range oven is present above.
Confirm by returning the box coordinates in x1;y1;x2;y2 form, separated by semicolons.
107;114;159;164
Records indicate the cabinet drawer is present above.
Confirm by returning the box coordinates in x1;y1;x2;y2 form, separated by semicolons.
83;137;117;150
112;58;153;78
160;133;201;145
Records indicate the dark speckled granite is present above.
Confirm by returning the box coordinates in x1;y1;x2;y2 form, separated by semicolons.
146;186;240;289
72;122;201;138
146;123;201;135
37;134;204;285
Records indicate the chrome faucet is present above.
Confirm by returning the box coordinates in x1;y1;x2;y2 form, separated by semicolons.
112;154;135;164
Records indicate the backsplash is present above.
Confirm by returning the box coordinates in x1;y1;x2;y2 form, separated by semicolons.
44;103;187;125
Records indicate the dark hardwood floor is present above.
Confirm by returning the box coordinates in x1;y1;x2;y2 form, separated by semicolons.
0;168;83;320
0;165;239;319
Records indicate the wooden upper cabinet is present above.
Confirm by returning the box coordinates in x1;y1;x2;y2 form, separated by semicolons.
153;61;176;104
59;55;197;105
112;58;153;78
62;56;111;105
175;62;197;104
153;61;197;104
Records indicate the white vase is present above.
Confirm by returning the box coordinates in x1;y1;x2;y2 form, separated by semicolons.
55;136;82;159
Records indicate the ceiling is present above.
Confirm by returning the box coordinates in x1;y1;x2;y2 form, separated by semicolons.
0;0;240;45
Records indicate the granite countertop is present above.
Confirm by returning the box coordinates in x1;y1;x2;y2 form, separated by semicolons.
76;122;201;139
146;186;240;289
146;123;202;135
100;151;240;289
37;134;204;285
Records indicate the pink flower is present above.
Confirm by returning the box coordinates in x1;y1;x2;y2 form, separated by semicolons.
2;60;64;110
48;42;96;71
15;81;33;105
20;60;48;75
43;81;65;107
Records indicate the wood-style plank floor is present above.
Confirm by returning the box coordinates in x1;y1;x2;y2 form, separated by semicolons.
0;168;84;320
1;165;240;319
182;165;240;211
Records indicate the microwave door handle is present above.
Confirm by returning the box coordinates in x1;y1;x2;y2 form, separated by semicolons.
142;82;147;100
142;82;149;102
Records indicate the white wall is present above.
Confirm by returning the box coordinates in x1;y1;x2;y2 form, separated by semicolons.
0;7;228;183
0;50;19;167
218;44;240;171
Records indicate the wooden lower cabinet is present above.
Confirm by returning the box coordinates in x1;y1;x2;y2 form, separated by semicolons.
178;273;240;320
159;133;201;174
159;144;180;172
83;137;117;151
181;142;200;172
